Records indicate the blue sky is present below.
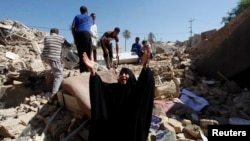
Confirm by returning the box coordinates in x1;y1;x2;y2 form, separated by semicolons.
0;0;238;52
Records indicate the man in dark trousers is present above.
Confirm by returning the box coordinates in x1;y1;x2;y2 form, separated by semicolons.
71;5;93;73
131;37;142;64
100;27;120;69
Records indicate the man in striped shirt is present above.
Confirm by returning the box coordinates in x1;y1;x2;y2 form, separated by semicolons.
41;28;71;100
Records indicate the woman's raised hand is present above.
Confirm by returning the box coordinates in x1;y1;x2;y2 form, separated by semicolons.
82;52;95;75
141;49;151;69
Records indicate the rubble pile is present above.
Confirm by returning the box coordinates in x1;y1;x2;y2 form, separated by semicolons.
110;52;250;141
184;7;250;83
0;18;250;141
0;19;49;90
0;93;90;141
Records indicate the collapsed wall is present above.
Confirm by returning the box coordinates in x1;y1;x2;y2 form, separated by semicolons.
184;7;250;88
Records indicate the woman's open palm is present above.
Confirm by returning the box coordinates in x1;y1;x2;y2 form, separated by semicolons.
141;49;151;67
82;52;94;70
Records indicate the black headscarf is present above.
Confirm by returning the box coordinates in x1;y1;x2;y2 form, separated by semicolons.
118;67;137;85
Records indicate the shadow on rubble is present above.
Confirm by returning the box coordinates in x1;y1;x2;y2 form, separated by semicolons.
0;70;49;108
230;67;250;90
16;96;90;141
0;68;90;140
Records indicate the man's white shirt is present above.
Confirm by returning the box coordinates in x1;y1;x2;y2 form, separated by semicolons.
91;23;98;47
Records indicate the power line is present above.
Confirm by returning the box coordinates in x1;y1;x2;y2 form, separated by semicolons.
189;18;195;37
26;24;189;36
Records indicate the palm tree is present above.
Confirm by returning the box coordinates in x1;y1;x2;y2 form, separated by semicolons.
122;29;131;52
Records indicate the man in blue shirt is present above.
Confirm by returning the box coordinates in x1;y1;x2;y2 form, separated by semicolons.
131;37;142;64
71;5;93;72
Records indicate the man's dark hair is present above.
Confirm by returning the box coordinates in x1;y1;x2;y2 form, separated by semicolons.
114;27;120;32
90;13;96;17
50;28;59;34
136;37;140;40
80;6;88;13
142;40;147;45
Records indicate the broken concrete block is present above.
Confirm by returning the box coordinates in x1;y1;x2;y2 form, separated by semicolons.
29;95;36;102
30;101;40;108
5;52;19;60
0;118;26;137
23;97;30;104
19;104;31;113
199;119;219;128
2;137;12;141
13;80;22;85
160;122;175;133
181;119;192;126
28;59;45;72
175;133;186;140
183;124;201;139
168;118;183;133
31;41;41;54
11;60;28;71
29;106;38;113
0;108;16;118
18;111;36;126
15;47;29;58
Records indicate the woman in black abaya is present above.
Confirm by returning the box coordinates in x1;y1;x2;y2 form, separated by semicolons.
82;49;155;141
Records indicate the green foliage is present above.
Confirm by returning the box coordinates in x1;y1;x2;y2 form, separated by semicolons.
122;30;131;39
122;29;131;51
222;0;250;24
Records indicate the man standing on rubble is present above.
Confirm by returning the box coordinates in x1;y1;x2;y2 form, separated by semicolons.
131;37;142;64
41;28;71;100
71;5;93;72
100;27;120;69
90;13;98;62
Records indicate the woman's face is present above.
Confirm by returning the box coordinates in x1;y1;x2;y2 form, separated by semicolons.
118;72;130;85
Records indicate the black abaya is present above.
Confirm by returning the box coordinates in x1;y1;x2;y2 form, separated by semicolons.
88;67;155;141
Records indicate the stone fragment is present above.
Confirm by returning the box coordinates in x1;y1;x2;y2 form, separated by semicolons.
168;118;183;133
18;111;36;126
183;124;201;139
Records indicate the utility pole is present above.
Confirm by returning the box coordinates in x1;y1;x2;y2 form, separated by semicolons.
189;18;194;37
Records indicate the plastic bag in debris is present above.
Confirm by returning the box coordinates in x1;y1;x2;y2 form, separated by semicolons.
180;88;209;112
